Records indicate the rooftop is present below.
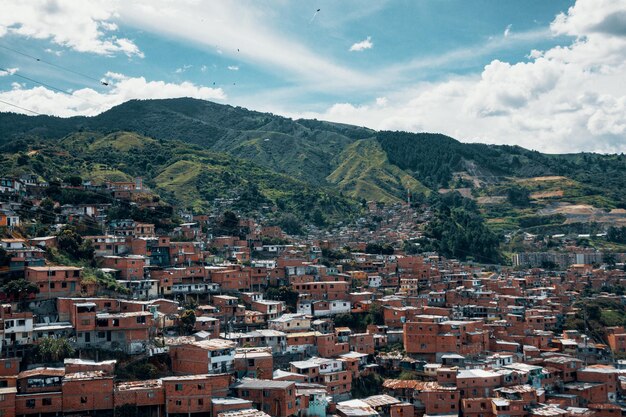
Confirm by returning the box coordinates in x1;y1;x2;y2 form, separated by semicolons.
234;378;295;389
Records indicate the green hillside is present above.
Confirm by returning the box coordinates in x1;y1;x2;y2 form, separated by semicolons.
328;138;430;202
0;131;359;222
1;98;625;233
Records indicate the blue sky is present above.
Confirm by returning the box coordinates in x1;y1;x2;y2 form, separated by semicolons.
1;0;625;153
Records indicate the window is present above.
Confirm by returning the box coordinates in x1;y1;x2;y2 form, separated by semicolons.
175;384;183;391
61;282;67;288
197;384;205;390
288;402;293;409
80;397;87;404
26;399;36;408
198;399;204;405
42;398;52;406
147;392;155;398
175;400;182;406
263;390;270;397
136;316;146;324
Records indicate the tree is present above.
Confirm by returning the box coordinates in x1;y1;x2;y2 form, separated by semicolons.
604;253;617;268
221;211;239;230
179;310;196;335
64;175;82;187
507;186;531;207
1;279;39;301
37;337;75;362
266;286;299;311
365;243;394;255
57;227;93;261
607;226;626;244
312;209;326;227
277;214;303;236
38;197;56;224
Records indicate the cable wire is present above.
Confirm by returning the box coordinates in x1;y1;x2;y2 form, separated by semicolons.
0;43;107;86
0;98;41;115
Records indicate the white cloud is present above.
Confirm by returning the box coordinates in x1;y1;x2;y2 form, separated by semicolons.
375;96;388;106
0;0;143;57
349;36;373;52
0;68;19;76
0;73;226;117
227;65;239;71
504;24;512;37
201;65;208;72
44;48;63;56
118;1;374;89
175;64;192;74
292;0;626;153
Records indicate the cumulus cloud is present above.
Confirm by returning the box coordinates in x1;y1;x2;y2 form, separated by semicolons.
294;0;626;153
227;65;239;71
0;73;226;117
0;68;19;76
0;0;143;57
349;36;373;52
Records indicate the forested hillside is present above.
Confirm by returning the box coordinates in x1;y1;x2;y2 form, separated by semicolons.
2;97;625;234
0;131;358;223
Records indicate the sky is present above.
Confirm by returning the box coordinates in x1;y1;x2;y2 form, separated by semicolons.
0;0;625;153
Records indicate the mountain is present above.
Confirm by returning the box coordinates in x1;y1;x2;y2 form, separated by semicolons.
1;97;625;232
0;130;358;223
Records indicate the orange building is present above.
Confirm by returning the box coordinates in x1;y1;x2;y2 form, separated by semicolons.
25;266;83;299
233;378;297;417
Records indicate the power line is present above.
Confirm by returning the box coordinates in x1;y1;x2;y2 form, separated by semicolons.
0;66;73;97
0;98;41;115
0;66;105;108
0;43;108;86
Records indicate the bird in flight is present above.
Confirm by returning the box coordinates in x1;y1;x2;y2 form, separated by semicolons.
310;8;321;23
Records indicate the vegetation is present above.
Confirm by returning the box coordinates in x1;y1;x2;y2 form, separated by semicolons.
424;193;501;263
1;279;39;301
608;226;626;244
81;268;130;295
266;286;299;312
179;310;196;335
0;129;358;224
115;360;160;381
506;186;531;207
365;243;394;255
564;297;626;343
2;97;626;243
57;226;94;262
36;337;75;363
351;373;385;398
333;303;384;332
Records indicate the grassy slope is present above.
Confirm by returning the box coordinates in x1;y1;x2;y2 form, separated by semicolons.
328;138;430;202
1;131;359;220
1;98;625;232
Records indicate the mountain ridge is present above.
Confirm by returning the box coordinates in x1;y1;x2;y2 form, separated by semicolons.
1;97;625;232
